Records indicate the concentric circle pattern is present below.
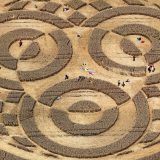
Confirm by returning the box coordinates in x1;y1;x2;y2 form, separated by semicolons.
0;0;160;160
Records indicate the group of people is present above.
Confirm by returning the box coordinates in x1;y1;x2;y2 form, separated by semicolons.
65;63;157;88
147;64;155;73
66;75;131;88
18;37;157;90
65;74;86;82
118;79;130;87
80;63;95;75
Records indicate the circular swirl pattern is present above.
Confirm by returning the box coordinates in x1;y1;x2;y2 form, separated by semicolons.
18;78;151;158
86;6;160;76
0;28;72;81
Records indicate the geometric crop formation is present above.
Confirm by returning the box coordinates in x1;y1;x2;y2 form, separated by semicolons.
0;0;160;160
